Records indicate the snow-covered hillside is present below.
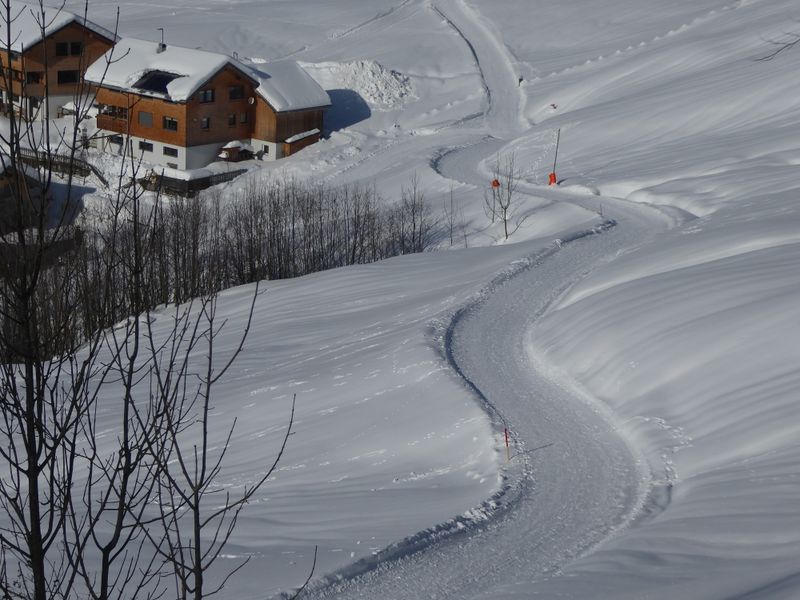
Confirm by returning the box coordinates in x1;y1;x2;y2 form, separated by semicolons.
54;0;800;597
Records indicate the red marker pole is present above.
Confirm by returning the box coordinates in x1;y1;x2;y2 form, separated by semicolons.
504;427;510;462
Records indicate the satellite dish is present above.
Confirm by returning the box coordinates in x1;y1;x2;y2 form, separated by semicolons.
248;97;255;105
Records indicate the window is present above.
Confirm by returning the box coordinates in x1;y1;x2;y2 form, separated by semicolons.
227;114;236;127
239;112;248;124
57;70;79;84
262;145;269;155
109;134;124;145
55;42;69;56
29;97;40;109
162;116;178;131
200;117;210;130
138;111;153;127
163;146;178;157
138;141;154;152
166;162;178;169
26;72;40;84
228;85;244;100
70;42;82;56
198;89;214;103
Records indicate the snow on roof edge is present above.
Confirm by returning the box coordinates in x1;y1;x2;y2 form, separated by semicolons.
86;39;330;111
11;0;118;50
285;128;320;144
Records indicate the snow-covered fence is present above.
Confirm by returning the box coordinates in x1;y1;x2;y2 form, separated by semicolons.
142;168;248;197
18;147;109;187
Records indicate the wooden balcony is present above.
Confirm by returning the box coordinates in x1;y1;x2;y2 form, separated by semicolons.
96;114;128;133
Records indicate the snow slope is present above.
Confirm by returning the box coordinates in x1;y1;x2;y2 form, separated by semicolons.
44;0;800;597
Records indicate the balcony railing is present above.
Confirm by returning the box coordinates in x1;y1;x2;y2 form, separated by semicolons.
96;114;128;132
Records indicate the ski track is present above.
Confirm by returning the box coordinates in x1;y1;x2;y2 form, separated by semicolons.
284;1;684;598
532;0;747;81
328;0;416;41
431;0;528;136
275;0;423;60
295;199;674;600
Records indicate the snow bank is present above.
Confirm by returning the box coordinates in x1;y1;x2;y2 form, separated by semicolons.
300;60;415;110
523;194;800;598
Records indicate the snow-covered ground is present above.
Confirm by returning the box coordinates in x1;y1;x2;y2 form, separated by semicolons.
38;0;800;597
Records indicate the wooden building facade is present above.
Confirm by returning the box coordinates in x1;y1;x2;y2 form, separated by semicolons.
88;39;330;170
0;4;115;120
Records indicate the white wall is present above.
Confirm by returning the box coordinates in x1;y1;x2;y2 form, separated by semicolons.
251;138;282;161
98;130;192;170
96;130;284;171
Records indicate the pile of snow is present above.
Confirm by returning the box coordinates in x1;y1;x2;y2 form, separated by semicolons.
300;60;415;110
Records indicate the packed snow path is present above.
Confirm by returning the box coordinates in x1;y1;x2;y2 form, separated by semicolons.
296;1;681;596
300;198;676;599
313;0;530;186
431;0;528;136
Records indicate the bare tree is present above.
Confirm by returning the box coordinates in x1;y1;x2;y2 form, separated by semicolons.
483;153;528;240
0;4;296;599
143;289;297;600
0;2;115;598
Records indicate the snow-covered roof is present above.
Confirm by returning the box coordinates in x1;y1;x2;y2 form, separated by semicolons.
247;61;331;112
285;128;320;144
85;37;330;111
5;0;117;51
85;38;244;102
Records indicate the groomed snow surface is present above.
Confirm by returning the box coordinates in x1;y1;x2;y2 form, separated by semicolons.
50;0;800;597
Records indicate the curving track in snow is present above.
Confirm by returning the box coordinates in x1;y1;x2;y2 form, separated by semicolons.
431;0;529;136
296;1;680;598
299;195;674;600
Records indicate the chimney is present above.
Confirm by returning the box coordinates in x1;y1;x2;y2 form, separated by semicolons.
157;28;166;53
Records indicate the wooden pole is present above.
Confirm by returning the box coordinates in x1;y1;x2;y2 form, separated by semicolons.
552;128;561;174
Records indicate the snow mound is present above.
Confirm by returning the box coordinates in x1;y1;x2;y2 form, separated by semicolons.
299;60;415;110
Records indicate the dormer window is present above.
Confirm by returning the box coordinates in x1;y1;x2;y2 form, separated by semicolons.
133;71;183;95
